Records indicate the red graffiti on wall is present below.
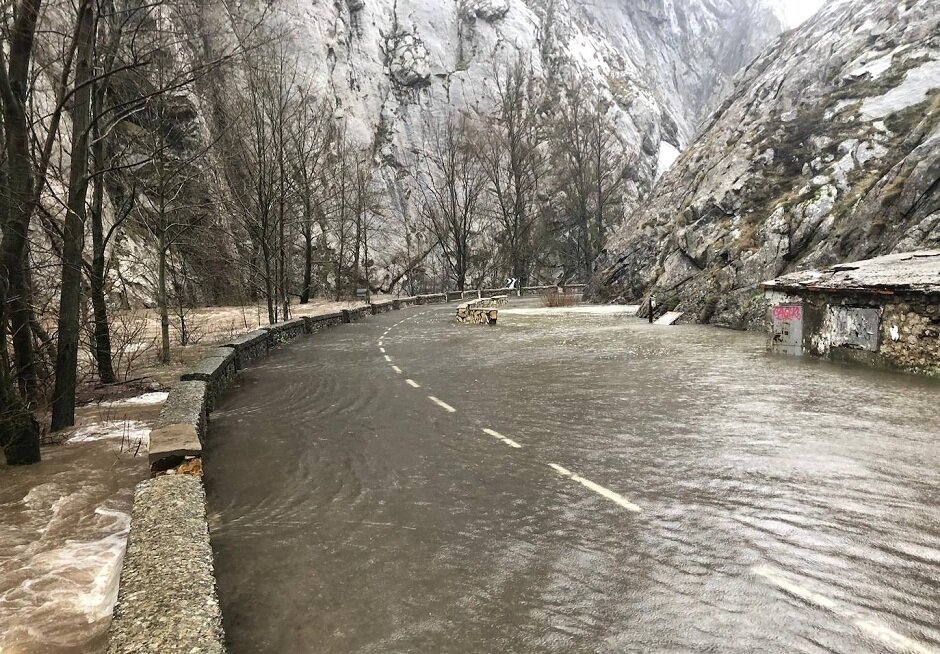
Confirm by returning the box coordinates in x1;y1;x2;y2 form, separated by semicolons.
772;305;803;321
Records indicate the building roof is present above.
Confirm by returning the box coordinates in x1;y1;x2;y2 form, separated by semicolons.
761;250;940;295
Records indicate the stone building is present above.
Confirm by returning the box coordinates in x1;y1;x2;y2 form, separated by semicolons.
761;251;940;376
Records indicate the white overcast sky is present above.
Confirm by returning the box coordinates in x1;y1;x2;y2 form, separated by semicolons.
776;0;827;27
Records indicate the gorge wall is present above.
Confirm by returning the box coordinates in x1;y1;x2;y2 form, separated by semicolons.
595;0;940;328
50;0;786;303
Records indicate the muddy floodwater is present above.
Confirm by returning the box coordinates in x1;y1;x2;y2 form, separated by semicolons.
205;303;940;654
0;402;153;654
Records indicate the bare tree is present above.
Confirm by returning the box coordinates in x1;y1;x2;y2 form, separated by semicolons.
1;0;48;463
50;0;96;431
289;97;332;303
416;112;488;292
224;32;302;323
552;82;627;281
477;57;545;286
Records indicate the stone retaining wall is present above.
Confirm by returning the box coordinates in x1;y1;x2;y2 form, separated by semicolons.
455;296;507;324
416;293;447;305
303;312;344;333
147;380;209;474
221;329;268;369
263;318;306;345
109;300;424;653
180;347;237;412
371;300;394;314
520;285;556;296
342;306;370;322
108;476;224;654
516;284;586;297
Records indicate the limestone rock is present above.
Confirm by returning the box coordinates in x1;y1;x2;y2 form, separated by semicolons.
464;0;510;21
596;0;940;329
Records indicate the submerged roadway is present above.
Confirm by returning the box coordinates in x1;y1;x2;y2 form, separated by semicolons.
204;301;940;654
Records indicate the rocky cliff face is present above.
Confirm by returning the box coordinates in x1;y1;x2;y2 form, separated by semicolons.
596;0;940;328
280;0;782;149
29;0;787;304
209;0;785;290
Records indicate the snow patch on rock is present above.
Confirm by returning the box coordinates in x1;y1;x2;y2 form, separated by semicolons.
656;141;681;178
860;58;940;118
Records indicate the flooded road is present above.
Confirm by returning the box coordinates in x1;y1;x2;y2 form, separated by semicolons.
205;303;940;654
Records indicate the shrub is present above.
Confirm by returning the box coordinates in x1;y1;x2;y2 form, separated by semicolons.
541;290;580;307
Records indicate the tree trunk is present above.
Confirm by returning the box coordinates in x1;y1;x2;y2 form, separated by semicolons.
261;240;276;324
0;0;44;463
51;0;96;431
0;372;41;465
300;225;312;304
512;255;526;288
157;241;171;364
89;79;116;384
353;215;361;293
89;209;116;383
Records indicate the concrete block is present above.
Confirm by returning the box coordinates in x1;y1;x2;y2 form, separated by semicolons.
157;380;207;434
107;475;225;654
148;423;202;472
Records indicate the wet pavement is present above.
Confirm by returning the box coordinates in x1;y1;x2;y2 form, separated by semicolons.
204;302;940;654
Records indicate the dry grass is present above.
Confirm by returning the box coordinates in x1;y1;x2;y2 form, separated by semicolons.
540;290;580;308
75;298;369;398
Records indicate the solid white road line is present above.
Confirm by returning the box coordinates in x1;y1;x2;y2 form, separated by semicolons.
428;396;456;413
548;463;641;512
406;379;421;388
482;427;522;448
752;565;937;654
391;365;402;374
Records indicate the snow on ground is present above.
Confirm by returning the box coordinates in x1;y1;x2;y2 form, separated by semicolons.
860;58;940;119
68;420;151;450
88;391;169;408
502;305;641;316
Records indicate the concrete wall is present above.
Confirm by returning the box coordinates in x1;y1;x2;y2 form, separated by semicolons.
766;290;940;376
108;299;427;653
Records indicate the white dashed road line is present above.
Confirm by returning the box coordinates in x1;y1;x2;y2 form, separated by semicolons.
482;428;522;449
379;347;385;353
752;566;837;610
548;463;641;512
752;566;937;654
391;365;402;374
406;379;421;388
428;396;456;413
383;355;392;363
